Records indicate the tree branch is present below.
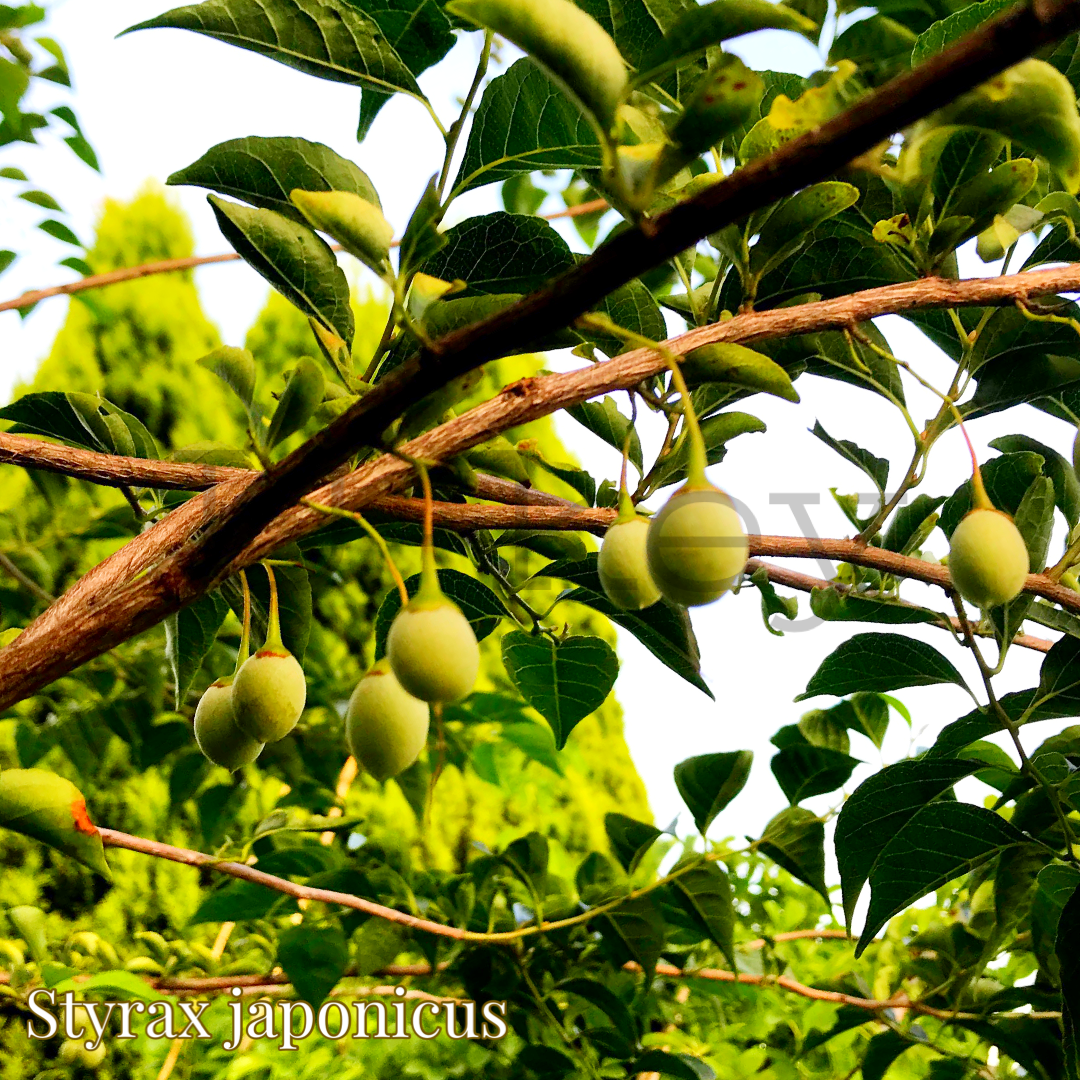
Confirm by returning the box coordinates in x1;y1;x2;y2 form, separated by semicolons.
5;263;1080;707
161;0;1080;596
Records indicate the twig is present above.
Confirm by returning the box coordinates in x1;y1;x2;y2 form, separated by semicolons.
0;200;610;315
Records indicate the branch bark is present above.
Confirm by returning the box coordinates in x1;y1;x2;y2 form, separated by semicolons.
5;264;1080;706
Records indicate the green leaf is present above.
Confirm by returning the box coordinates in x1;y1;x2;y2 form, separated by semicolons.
835;756;981;928
758;806;829;903
373;569;507;659
939;451;1046;537
630;1051;714;1080
37;218;81;246
857;802;1026;954
674;751;753;835
809;588;939;627
751;566;798;634
723;213;915;313
635;0;814;86
605;812;662;875
566;397;643;472
1032;862;1080;981
8;905;47;961
266;357;325;448
169;136;380;224
208;194;354;345
396;175;445;281
911;0;1022;66
355;0;455;139
163;589;230;709
422;211;575;295
0;769;110;878
810;420;889;493
49;970;164;1002
518;444;597;505
556;977;638;1047
921;59;1080;194
883;494;946;554
0;250;14;275
798;633;966;701
276;922;348;1006
536;554;711;697
990;434;1080;528
454;58;601;195
670;859;737;971
771;744;859;804
501;631;619;750
649;410;766;491
861;1030;916;1080
190;878;296;923
594;894;665;981
682;343;799;404
18;189;61;210
0;391;158;460
196;346;257;411
501;831;549;898
590;279;667;358
750;182;861;278
125;0;423;100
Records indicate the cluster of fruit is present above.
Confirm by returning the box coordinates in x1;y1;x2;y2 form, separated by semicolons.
193;562;481;784
599;481;749;611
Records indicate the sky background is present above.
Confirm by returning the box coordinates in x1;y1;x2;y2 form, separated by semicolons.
3;1;1074;918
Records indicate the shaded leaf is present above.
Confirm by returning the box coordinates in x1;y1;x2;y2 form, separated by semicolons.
208;195;354;345
758;806;829;902
169;136;380;222
674;751;753;834
798;633;966;700
276;922;348;1005
605;813;662;875
835;756;981;928
858;802;1026;954
501;631;618;750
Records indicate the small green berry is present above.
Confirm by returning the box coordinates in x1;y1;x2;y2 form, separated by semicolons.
345;659;430;781
194;677;264;770
232;648;307;742
387;599;480;703
598;516;661;610
948;507;1029;609
646;485;748;607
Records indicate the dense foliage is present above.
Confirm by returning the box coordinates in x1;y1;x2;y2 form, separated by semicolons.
4;1;1080;1078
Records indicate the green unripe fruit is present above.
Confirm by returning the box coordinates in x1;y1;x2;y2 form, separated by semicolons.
646;485;748;607
387;599;480;703
948;507;1029;609
345;659;430;781
232;648;307;742
194;677;264;770
448;0;628;130
598;516;661;610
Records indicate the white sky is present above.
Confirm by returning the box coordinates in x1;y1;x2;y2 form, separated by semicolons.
2;2;1076;913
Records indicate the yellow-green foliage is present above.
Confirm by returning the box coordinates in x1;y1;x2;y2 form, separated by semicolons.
26;186;233;448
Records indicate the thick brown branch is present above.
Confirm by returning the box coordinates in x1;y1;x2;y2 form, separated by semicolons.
180;1;1080;588
5;264;1080;707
